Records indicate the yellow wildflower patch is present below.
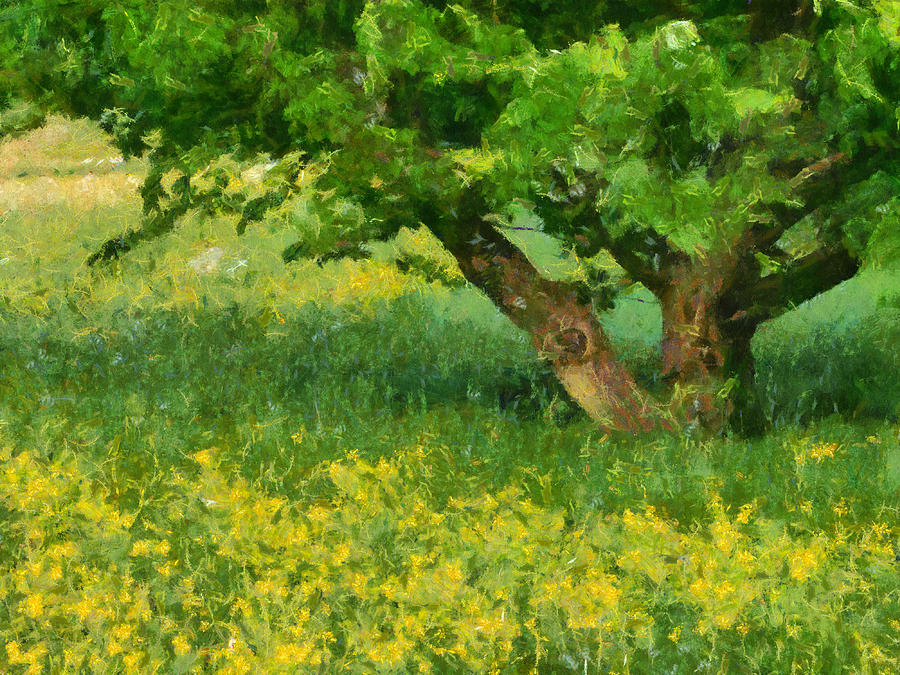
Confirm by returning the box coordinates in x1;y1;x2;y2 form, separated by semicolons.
1;426;898;674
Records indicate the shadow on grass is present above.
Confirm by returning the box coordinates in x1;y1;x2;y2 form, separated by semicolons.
0;293;578;488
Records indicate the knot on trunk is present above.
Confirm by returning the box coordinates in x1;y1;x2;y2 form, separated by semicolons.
544;328;589;361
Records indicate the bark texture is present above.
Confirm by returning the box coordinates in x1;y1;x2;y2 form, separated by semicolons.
657;254;766;433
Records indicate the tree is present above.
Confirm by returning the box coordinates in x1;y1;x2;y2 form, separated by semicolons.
3;0;898;434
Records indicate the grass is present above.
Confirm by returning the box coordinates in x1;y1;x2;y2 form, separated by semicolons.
1;116;900;673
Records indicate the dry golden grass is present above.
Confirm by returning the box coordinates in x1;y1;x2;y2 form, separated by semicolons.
0;114;145;215
0;173;143;213
0;114;145;180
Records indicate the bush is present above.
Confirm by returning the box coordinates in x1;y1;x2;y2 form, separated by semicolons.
0;99;46;139
755;312;900;427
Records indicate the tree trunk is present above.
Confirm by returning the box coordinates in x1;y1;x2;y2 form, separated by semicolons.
721;333;768;435
439;219;669;433
657;261;767;435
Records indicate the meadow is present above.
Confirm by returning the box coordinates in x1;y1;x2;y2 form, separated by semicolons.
2;114;900;673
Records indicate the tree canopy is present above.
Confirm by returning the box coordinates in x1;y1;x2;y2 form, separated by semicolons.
2;0;898;434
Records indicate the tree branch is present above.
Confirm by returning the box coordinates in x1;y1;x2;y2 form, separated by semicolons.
748;243;860;320
743;152;851;255
539;174;685;295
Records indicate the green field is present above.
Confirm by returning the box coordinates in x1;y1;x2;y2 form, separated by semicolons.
2;117;900;673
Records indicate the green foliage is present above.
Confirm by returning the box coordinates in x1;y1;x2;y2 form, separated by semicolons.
4;0;895;265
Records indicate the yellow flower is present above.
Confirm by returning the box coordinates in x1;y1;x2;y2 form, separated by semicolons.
871;522;891;539
350;571;369;596
445;562;464;584
74;597;94;622
111;624;133;641
64;648;80;667
307;505;330;523
450;641;468;658
809;442;837;460
668;626;682;643
796;439;838;464
129;540;153;557
333;542;351;566
374;457;395;481
254;578;278;595
23;643;48;668
6;641;24;664
832;498;850;518
736;503;754;524
735;549;755;566
367;645;384;664
157;561;178;578
714;580;735;600
689;577;708;597
623;509;644;534
192;447;216;467
113;510;137;530
273;644;303;664
182;592;204;610
624;548;644;565
584;574;621;607
22;592;44;619
789;547;818;581
48;541;79;560
711;519;740;552
713;613;734;629
172;634;192;657
123;651;144;671
232;597;253;617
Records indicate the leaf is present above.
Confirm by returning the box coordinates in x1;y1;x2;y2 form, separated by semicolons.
716;377;738;400
728;88;790;117
875;0;900;46
171;653;200;675
573;34;627;79
658;20;700;51
450;148;500;178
